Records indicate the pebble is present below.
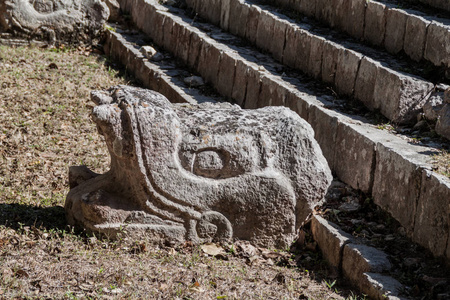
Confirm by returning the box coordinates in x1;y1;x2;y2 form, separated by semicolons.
403;257;420;267
338;201;360;212
350;219;363;225
151;52;165;62
385;234;395;241
140;46;157;59
184;76;205;87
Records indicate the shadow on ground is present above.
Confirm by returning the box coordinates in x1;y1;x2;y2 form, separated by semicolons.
0;203;67;232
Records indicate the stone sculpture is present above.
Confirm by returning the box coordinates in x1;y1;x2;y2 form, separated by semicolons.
65;85;332;248
0;0;109;44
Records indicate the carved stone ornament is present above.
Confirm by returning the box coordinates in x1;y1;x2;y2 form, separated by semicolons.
65;86;332;248
0;0;109;44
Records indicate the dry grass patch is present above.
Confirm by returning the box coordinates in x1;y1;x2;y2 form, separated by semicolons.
0;45;363;299
432;151;450;177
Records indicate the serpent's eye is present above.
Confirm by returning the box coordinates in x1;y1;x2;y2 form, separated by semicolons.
193;150;226;178
179;148;246;179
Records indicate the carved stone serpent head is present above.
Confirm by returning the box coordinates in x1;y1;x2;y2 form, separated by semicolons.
65;85;332;248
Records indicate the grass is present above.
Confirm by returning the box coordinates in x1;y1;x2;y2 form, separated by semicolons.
433;150;450;177
0;45;363;299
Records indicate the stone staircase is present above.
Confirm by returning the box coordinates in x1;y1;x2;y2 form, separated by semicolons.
108;0;449;291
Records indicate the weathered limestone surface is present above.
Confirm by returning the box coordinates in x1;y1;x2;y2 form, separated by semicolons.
413;171;450;257
362;273;404;300
65;85;332;248
364;1;386;47
384;9;407;55
273;0;450;70
311;215;352;269
404;14;430;62
436;104;450;140
372;141;427;233
342;244;392;289
0;0;109;44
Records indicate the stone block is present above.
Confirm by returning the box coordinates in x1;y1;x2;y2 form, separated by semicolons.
158;74;179;103
161;13;175;52
335;48;363;97
307;105;340;170
244;64;262;109
258;75;274;108
417;0;450;12
220;0;231;31
384;8;407;55
142;61;161;92
315;0;333;25
197;42;221;86
255;10;275;52
334;121;378;193
342;0;366;39
271;79;289;107
307;35;326;79
294;29;312;74
342;244;392;289
175;25;191;64
362;273;404;300
245;5;261;44
364;1;387;46
311;215;353;269
404;14;430;62
199;0;221;26
372;141;425;232
331;0;346;29
228;0;247;36
185;0;196;9
321;40;342;85
258;75;288;108
285;91;312;121
216;51;237;99
354;56;380;110
275;0;290;7
373;66;434;123
146;7;166;45
232;60;249;107
436;103;450;140
290;0;300;11
413;171;450;257
141;2;159;40
271;17;288;62
424;21;450;68
282;26;300;68
299;0;316;17
187;30;202;69
66;85;332;248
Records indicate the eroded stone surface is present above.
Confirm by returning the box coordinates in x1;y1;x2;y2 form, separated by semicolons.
0;0;109;44
436;103;450;141
65;85;332;248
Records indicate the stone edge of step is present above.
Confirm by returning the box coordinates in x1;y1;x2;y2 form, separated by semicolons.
185;0;438;124
266;0;450;69
311;215;408;300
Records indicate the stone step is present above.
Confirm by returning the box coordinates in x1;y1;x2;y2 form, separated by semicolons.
185;0;438;124
257;0;450;69
311;215;404;299
115;0;450;262
103;28;225;105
